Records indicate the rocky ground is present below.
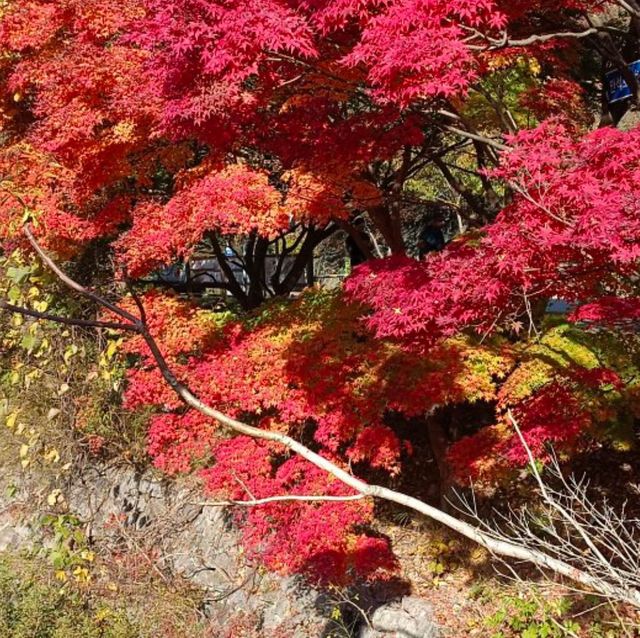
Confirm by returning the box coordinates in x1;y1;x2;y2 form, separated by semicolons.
2;439;639;637
0;459;443;637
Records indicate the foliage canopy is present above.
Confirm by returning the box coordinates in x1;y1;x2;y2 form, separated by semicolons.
2;0;640;584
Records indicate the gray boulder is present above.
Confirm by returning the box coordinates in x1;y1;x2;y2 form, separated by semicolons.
359;596;441;638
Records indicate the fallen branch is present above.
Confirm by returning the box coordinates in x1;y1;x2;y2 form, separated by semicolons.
508;411;620;583
452;413;640;608
2;225;640;608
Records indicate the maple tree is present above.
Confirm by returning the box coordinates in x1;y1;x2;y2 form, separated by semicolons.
120;289;512;579
2;0;640;587
0;0;615;262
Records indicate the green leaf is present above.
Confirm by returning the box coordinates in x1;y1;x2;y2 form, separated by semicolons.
63;344;79;364
7;286;21;302
522;625;539;638
20;333;37;352
50;550;66;570
6;265;32;285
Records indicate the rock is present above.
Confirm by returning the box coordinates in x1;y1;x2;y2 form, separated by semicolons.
65;465;331;636
0;520;32;551
617;108;640;132
0;485;37;552
0;463;442;637
359;596;441;638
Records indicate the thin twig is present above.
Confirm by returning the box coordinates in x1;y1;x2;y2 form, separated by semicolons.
195;494;366;507
0;299;138;332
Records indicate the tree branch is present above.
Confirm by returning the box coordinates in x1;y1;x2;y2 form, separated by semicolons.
196;494;367;508
443;125;509;151
208;233;249;307
0;299;138;332
10;226;640;609
615;0;640;18
23;225;140;325
465;27;601;50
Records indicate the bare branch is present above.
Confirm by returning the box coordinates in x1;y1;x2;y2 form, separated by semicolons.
196;494;367;508
491;28;600;49
613;0;640;18
0;299;138;332
464;26;601;50
13;226;640;609
454;413;640;607
443;125;509;151
23;225;140;325
123;269;147;324
508;410;620;581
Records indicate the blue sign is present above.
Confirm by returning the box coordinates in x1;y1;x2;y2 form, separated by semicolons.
605;60;640;104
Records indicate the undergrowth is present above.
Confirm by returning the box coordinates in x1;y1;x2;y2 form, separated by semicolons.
0;552;213;638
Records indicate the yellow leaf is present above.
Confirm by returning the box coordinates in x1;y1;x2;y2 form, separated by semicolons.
47;489;62;506
5;412;18;430
63;344;78;364
19;444;29;459
55;570;68;582
528;57;542;76
94;608;111;621
72;566;90;583
44;447;60;463
106;339;120;360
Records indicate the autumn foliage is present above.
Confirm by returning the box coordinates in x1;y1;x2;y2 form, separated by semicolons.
117;289;510;579
2;0;640;584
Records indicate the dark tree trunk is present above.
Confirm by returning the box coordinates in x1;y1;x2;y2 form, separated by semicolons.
272;225;336;296
426;416;453;511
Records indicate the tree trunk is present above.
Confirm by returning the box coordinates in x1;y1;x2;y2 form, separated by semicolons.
426;416;453;511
